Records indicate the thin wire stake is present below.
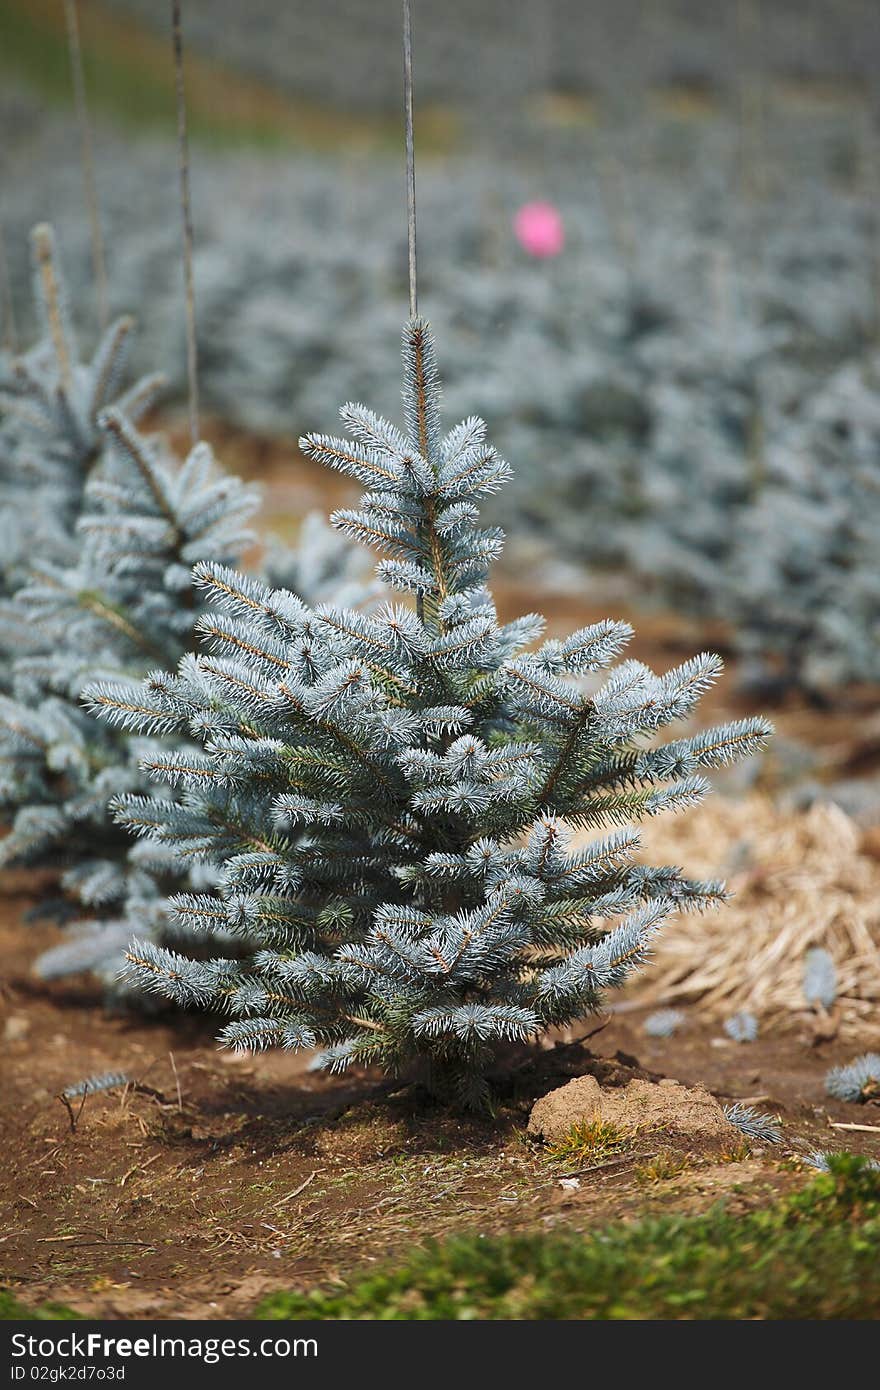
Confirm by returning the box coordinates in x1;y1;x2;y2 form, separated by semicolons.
402;0;418;318
0;225;17;353
402;1;424;619
63;0;108;331
172;0;200;444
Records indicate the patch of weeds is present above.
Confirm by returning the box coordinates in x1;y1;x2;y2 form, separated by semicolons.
255;1155;880;1321
545;1119;630;1167
0;1290;81;1320
720;1137;753;1164
636;1151;690;1185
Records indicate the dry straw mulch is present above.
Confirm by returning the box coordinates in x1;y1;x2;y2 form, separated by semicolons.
630;796;880;1039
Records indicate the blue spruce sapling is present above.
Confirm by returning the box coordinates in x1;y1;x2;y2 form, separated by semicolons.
89;319;771;1105
0;225;160;606
3;423;369;991
825;1054;880;1104
0;404;260;987
0;224;370;993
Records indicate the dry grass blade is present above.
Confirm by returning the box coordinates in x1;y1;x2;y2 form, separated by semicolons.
828;1121;880;1133
273;1171;320;1207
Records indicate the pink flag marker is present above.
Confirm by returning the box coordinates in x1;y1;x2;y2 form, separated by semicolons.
514;201;565;258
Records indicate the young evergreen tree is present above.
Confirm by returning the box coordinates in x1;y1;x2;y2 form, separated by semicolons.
0;404;260;984
3;410;370;990
0;223;372;994
88;319;771;1104
0;225;160;606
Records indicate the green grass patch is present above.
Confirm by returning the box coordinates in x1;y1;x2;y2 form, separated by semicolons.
635;1150;690;1185
0;1290;81;1320
544;1118;630;1167
720;1136;754;1164
256;1155;880;1320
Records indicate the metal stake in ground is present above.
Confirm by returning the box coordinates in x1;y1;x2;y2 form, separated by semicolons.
402;1;425;620
403;0;418;319
172;0;200;445
63;0;108;331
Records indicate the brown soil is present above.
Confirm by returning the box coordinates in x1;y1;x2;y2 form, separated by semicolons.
2;900;879;1321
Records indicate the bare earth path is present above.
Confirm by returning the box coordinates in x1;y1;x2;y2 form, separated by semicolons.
2;902;878;1320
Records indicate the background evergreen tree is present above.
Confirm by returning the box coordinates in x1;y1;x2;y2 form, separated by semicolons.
0;225;160;611
0;401;260;987
0;224;369;993
89;319;771;1103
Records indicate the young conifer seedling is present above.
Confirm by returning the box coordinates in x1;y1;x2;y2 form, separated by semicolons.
0;236;361;974
825;1054;880;1104
1;407;369;992
0;224;371;996
0;402;260;985
0;225;161;606
89;319;771;1106
0;222;258;988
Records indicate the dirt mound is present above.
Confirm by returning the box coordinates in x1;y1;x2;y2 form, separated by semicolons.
528;1076;729;1146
